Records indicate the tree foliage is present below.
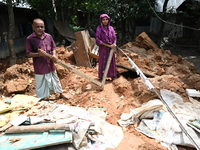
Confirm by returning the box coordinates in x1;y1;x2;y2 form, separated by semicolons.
26;0;156;24
26;0;158;44
27;0;55;18
181;0;200;26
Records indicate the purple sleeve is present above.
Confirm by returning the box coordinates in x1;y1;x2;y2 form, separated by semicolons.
50;35;56;50
96;26;103;46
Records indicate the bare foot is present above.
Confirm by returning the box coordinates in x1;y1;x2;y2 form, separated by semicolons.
111;77;117;81
106;77;112;81
60;93;70;99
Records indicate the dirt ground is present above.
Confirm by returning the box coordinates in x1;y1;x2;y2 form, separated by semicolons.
0;33;199;150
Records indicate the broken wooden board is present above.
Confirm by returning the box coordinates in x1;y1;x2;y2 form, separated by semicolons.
69;30;92;67
0;130;72;150
135;32;159;50
90;44;99;60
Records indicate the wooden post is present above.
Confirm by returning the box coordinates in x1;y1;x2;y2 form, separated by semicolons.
101;49;115;90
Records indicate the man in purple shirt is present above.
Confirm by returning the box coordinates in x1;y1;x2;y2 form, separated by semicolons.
26;18;69;100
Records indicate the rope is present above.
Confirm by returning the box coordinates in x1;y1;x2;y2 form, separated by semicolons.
118;47;200;150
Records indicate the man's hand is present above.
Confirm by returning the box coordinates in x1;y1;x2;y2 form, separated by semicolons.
51;55;58;62
26;51;44;58
38;51;44;57
51;50;58;62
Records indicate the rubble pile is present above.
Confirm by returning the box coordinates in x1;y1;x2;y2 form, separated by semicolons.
0;32;199;150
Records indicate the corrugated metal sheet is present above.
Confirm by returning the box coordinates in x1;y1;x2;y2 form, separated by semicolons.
0;38;26;59
0;130;72;150
155;0;185;12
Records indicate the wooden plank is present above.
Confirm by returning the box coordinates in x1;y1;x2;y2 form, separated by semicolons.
101;49;115;89
90;45;99;59
70;30;92;67
136;32;159;50
81;30;92;51
6;124;70;133
90;53;99;60
38;49;102;87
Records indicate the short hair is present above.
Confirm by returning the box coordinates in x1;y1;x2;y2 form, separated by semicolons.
33;18;44;25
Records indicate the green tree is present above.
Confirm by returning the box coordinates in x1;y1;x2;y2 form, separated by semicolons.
178;0;200;41
7;0;16;66
97;0;157;44
3;0;26;66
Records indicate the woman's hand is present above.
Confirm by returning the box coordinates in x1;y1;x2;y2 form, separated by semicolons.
110;43;116;49
101;43;117;50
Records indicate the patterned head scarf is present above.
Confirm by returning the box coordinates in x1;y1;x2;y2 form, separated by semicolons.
100;14;110;26
99;14;113;37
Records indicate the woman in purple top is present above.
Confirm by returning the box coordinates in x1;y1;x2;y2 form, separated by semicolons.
96;14;117;80
26;18;69;100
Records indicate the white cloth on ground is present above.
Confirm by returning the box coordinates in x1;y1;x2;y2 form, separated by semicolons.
118;89;200;149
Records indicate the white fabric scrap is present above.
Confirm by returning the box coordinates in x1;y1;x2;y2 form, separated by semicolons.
71;121;91;149
118;89;200;149
118;99;164;127
50;105;123;150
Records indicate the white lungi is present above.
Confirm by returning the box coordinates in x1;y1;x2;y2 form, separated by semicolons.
35;70;63;99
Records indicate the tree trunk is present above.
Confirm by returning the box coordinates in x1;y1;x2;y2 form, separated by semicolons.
130;17;136;40
52;0;57;20
157;0;169;47
7;0;16;66
121;19;126;44
87;12;91;28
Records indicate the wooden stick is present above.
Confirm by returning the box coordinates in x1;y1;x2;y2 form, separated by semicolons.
6;124;70;133
38;49;102;87
0;123;12;132
101;49;115;89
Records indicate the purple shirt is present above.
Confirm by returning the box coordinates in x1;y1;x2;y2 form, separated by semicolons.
26;32;56;74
